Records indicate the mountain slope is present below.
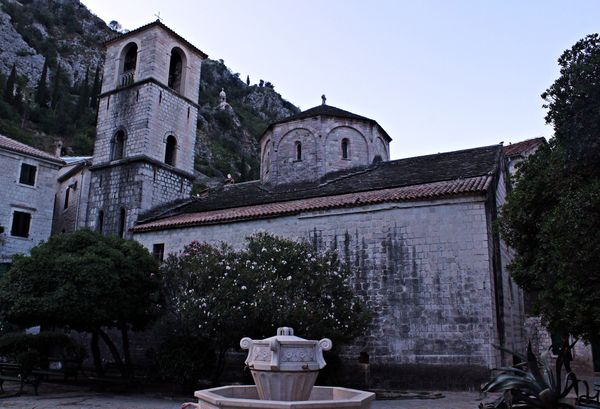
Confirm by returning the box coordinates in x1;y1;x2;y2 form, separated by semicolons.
0;0;299;184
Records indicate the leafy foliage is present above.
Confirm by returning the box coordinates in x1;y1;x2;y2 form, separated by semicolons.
499;34;600;341
158;232;370;383
0;0;109;155
0;332;85;372
0;230;161;377
480;342;579;409
156;336;215;392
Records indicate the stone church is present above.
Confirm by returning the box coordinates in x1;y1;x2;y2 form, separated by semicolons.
46;21;533;384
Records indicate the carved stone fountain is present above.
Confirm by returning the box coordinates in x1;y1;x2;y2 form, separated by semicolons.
194;327;374;409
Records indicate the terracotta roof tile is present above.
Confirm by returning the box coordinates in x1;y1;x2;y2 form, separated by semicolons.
0;134;64;164
504;137;546;157
132;175;492;232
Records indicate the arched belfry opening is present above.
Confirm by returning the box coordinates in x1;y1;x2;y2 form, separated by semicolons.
111;130;126;160
120;43;137;87
165;135;177;166
168;47;185;93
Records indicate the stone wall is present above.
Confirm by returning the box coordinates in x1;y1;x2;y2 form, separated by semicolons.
261;117;389;185
94;82;198;174
52;165;92;234
134;195;524;371
0;150;60;263
87;161;192;238
101;24;203;103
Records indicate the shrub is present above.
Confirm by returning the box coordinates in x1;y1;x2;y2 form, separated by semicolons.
156;336;215;392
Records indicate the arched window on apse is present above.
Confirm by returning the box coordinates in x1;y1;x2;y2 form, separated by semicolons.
295;141;302;161
165;135;177;166
341;138;349;159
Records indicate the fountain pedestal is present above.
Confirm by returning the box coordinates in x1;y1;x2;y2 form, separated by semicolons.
194;327;375;409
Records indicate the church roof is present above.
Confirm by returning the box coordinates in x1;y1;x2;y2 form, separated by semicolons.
262;104;392;142
503;137;546;157
132;144;503;232
0;134;64;164
104;20;208;59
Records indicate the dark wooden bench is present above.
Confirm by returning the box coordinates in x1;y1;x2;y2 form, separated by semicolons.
0;362;41;395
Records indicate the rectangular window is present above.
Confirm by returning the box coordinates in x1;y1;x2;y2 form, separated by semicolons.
11;211;31;238
64;187;70;209
152;243;165;262
19;163;37;186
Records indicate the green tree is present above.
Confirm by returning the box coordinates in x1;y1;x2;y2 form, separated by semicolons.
35;59;49;106
0;230;161;378
4;64;16;104
90;64;101;108
159;233;369;384
51;63;63;110
499;34;600;342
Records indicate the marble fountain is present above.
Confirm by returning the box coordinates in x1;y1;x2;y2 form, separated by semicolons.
193;327;374;409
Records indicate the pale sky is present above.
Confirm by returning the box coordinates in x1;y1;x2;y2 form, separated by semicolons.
81;0;600;159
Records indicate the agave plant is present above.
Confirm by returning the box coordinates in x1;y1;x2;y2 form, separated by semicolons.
479;340;579;409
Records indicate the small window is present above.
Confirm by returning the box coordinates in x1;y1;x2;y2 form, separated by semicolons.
63;187;70;209
295;141;302;161
11;211;31;238
111;130;126;161
341;138;349;159
97;210;104;234
165;135;177;166
152;243;165;261
19;163;37;186
118;208;126;238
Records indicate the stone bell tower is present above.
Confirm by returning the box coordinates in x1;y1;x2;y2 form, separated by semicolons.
87;21;207;238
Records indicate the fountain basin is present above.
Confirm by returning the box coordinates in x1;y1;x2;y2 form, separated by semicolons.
195;385;375;409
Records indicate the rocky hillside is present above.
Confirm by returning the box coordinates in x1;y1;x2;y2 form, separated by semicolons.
0;0;299;184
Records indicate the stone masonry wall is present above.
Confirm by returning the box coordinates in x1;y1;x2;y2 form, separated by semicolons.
52;167;92;234
0;150;60;263
261;117;389;185
134;195;512;369
101;25;203;103
94;82;198;174
87;161;192;238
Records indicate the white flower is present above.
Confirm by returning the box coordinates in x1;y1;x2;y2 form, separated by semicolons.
241;285;247;290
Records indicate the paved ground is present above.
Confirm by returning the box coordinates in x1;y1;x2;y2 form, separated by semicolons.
0;383;487;409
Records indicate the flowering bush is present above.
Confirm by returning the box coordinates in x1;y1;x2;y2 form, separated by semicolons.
158;232;370;384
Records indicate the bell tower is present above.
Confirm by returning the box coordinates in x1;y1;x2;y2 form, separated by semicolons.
87;21;207;238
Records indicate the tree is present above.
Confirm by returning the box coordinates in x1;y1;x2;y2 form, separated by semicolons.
499;34;600;342
159;233;369;384
0;230;161;378
108;20;122;32
4;64;16;104
51;63;62;110
35;59;49;106
90;64;101;108
246;75;250;86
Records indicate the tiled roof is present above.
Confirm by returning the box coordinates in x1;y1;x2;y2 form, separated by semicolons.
132;175;492;232
0;134;63;164
134;144;503;232
104;20;208;59
262;104;392;142
504;137;546;157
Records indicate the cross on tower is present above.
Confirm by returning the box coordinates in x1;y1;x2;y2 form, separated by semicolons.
154;12;162;22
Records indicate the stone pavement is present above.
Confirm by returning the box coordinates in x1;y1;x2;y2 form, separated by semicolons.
0;383;486;409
